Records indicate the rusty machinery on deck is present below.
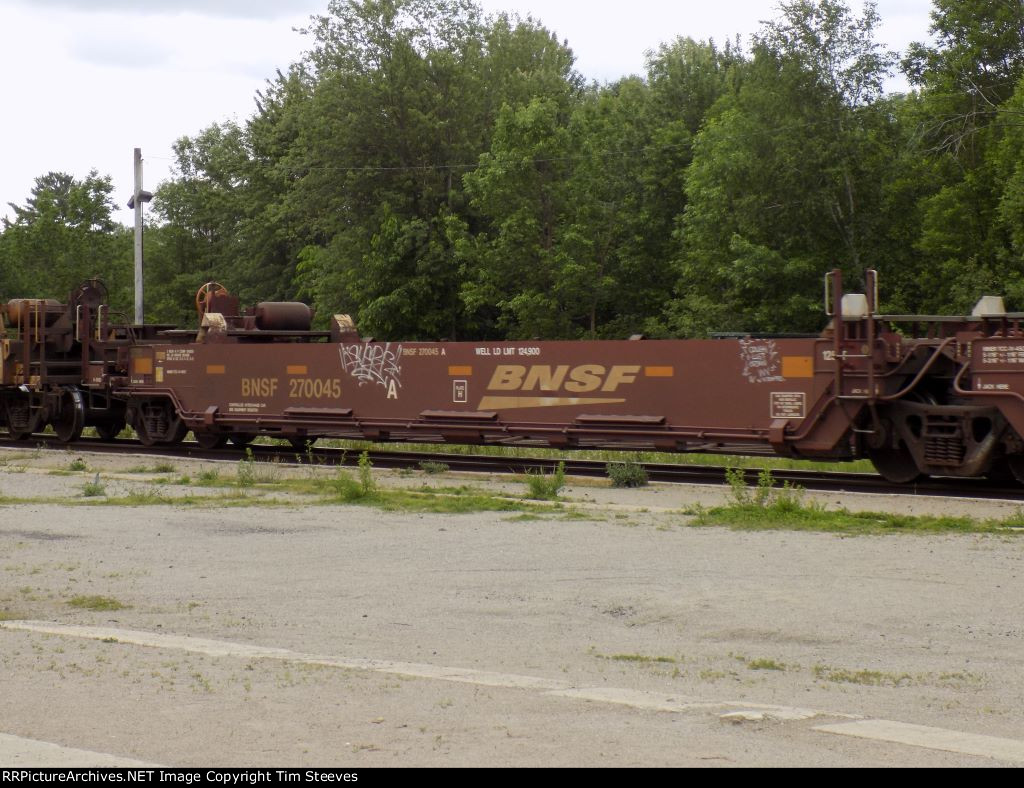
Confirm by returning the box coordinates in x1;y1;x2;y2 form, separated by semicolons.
2;270;1024;485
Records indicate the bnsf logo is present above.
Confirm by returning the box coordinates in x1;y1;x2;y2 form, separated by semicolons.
242;378;279;397
487;365;641;393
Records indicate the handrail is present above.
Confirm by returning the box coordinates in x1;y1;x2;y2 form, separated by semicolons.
952;357;1024;404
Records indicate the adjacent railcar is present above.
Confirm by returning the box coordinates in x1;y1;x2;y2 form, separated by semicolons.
3;271;1024;485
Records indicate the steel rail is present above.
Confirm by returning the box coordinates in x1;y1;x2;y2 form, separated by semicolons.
2;434;1022;501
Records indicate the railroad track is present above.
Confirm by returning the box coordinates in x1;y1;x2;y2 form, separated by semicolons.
3;434;1023;501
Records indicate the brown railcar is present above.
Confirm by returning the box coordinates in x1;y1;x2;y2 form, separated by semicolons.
3;271;1024;484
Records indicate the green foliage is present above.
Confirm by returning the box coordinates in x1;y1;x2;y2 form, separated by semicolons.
11;0;1024;343
419;460;450;474
196;468;220;485
725;468;807;511
0;172;132;307
81;474;105;498
676;0;900;335
288;0;581;339
524;461;565;500
357;450;376;494
236;447;281;486
724;467;752;505
331;451;378;501
236;448;257;487
67;595;127;611
695;469;1020;533
606;458;648;488
746;658;788;671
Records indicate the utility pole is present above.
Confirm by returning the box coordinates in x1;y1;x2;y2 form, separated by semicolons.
127;148;153;325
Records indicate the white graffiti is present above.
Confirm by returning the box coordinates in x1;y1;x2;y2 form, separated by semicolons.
340;342;403;394
738;338;784;383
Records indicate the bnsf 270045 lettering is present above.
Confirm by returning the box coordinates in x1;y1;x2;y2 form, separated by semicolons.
4;272;1024;484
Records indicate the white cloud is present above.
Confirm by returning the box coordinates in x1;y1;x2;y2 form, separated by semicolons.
0;0;935;228
5;0;324;20
69;32;176;70
476;0;934;81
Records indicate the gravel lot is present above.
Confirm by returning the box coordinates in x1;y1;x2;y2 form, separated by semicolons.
1;446;1023;767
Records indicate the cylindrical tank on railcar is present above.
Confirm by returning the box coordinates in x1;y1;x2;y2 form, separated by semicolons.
253;302;313;331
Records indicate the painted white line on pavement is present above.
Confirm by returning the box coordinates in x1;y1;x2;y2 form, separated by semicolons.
814;720;1024;764
0;733;160;767
547;687;839;720
1;620;835;721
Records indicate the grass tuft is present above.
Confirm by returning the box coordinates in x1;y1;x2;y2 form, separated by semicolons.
606;653;677;664
237;448;282;487
81;473;106;498
813;664;914;687
606;457;648;488
746;657;788;671
690;469;1017;534
524;461;566;500
67;595;127;611
330;451;378;502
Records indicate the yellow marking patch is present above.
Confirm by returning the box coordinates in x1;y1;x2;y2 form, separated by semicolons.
782;356;814;378
644;366;674;378
287;365;308;375
448;365;473;376
132;357;153;375
155;368;164;383
206;364;226;375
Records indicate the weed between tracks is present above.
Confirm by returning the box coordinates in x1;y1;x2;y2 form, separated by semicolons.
690;468;1020;534
524;462;566;500
4;447;1024;533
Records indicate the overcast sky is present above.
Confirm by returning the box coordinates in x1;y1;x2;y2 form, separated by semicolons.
0;0;935;227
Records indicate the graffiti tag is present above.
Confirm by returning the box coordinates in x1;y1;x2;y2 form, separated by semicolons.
739;338;784;383
340;343;403;398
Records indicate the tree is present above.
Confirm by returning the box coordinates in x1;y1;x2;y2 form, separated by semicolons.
904;0;1024;160
292;1;580;339
0;172;131;308
459;96;577;338
895;0;1024;312
149;66;317;326
674;0;897;334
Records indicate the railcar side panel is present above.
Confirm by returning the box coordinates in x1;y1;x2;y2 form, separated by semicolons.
11;271;1024;483
124;337;843;453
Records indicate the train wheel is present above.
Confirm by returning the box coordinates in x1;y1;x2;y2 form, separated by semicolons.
95;419;127;441
1003;456;1024;485
868;443;923;484
52;388;85;444
195;432;228;450
984;458;1017;483
135;418;158;447
165;419;189;445
230;433;256;448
